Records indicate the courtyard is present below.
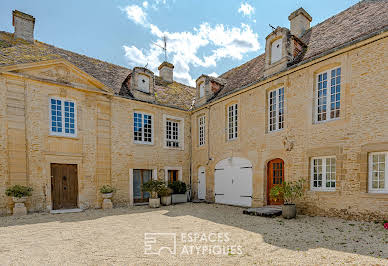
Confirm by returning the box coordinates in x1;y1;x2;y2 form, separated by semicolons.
0;203;386;265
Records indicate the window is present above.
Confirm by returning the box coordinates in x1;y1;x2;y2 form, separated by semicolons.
369;152;388;193
168;170;179;183
198;115;206;146
311;156;336;191
271;38;282;64
134;112;153;144
316;67;341;122
166;119;179;147
50;98;76;137
199;82;205;98
268;87;284;132
227;103;238;140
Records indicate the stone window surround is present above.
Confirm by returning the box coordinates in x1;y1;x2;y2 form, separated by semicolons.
133;111;154;145
267;87;285;133
49;96;78;138
313;64;342;124
310;155;337;192
129;168;157;206
198;115;206;147
163;114;184;150
368;152;388;193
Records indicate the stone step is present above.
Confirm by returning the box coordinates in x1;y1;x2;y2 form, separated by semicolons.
243;206;282;217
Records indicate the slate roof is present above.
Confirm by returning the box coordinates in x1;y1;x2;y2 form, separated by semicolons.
0;31;196;110
217;0;388;101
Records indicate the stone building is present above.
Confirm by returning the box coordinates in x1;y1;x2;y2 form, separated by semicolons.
0;1;387;220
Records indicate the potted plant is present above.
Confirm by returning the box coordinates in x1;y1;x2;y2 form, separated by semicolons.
159;185;173;206
270;179;305;219
142;180;165;208
5;185;33;216
168;181;188;204
99;185;116;209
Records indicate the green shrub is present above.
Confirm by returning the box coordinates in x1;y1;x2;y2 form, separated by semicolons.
168;181;187;194
142;180;165;198
5;185;33;198
158;185;173;197
100;185;116;194
270;179;305;204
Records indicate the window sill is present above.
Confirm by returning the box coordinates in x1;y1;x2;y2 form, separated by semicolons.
309;189;336;193
367;190;388;194
267;128;284;134
133;141;154;146
48;134;79;140
164;146;183;151
313;117;341;125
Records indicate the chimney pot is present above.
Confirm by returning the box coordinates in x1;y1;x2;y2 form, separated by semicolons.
12;10;35;42
158;61;174;83
288;8;312;38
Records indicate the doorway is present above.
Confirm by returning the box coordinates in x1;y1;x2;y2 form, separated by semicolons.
51;164;78;210
133;169;153;203
198;166;206;200
267;158;284;205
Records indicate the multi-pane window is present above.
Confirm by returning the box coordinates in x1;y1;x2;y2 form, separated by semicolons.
369;152;388;193
133;112;153;144
311;156;336;191
50;98;76;137
199;82;205;98
316;67;341;122
166;119;179;147
268;87;284;132
198;115;206;146
227;104;238;140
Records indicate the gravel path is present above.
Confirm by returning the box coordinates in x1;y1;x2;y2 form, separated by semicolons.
0;203;387;265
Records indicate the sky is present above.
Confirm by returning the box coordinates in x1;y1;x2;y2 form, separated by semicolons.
1;0;359;86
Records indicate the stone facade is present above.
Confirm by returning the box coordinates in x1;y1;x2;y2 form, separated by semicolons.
191;34;388;221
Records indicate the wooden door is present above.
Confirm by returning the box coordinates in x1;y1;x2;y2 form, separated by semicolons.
267;159;284;205
198;166;206;200
133;169;152;203
168;170;178;183
51;164;78;210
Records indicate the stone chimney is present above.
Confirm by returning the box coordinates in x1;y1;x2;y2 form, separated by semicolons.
158;62;174;83
288;8;312;38
12;10;35;42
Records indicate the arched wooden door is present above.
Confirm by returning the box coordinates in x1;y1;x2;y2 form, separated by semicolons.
267;158;284;205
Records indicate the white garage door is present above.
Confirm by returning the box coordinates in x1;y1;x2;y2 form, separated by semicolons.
214;157;252;207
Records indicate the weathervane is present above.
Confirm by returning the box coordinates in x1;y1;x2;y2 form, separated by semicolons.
152;35;168;62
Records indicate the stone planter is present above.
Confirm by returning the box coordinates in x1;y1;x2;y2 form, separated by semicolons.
12;197;27;216
161;195;172;206
171;193;188;204
149;198;160;208
282;204;296;219
101;193;113;209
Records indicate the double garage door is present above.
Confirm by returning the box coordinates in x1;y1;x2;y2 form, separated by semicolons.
214;157;252;207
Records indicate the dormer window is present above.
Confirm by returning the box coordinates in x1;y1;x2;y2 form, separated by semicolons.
137;74;150;93
199;81;205;98
271;38;282;64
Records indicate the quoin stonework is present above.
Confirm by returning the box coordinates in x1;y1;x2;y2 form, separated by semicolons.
0;1;387;221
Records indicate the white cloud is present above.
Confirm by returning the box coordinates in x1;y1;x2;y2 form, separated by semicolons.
142;1;149;8
208;72;219;77
238;3;255;17
121;5;148;25
121;5;260;86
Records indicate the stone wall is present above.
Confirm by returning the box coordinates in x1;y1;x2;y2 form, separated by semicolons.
191;36;388;221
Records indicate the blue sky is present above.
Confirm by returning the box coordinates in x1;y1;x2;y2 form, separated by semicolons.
1;0;359;86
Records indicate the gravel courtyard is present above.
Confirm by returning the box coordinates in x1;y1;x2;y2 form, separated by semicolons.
0;203;387;265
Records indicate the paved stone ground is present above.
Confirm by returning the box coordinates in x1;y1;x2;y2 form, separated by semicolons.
0;203;387;265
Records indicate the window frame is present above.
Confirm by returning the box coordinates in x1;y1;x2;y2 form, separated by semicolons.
310;156;336;192
137;73;150;93
227;103;238;141
199;81;205;98
198;115;206;147
163;114;184;150
368;152;388;194
49;97;77;138
315;67;342;123
267;87;285;132
133;111;154;145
